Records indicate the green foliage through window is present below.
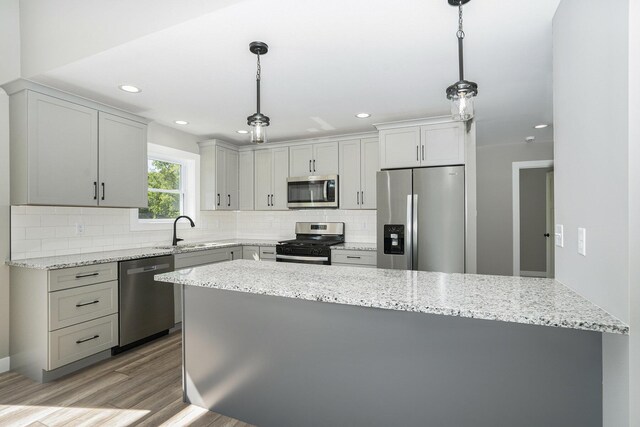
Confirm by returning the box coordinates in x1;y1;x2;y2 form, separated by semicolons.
139;159;183;220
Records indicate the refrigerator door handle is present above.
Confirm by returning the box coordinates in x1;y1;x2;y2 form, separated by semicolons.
412;194;419;271
407;194;413;270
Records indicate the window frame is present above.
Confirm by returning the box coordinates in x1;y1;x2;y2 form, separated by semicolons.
130;143;200;231
139;157;185;222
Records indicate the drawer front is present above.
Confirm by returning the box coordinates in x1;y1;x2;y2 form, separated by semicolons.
49;281;118;331
331;250;377;266
174;247;242;269
243;246;260;260
259;247;276;261
48;314;118;370
332;263;376;269
48;263;118;292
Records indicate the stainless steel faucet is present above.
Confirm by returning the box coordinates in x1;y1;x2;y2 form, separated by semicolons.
172;216;195;246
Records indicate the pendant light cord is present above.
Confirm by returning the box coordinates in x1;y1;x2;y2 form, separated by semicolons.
457;1;465;82
256;54;261;114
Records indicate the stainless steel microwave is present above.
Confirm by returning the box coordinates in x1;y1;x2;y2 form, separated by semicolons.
287;175;339;209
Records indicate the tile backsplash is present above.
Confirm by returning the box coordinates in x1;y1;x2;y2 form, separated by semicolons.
10;207;376;260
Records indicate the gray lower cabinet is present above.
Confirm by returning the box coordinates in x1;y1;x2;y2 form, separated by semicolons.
331;250;376;268
173;246;242;323
10;263;120;382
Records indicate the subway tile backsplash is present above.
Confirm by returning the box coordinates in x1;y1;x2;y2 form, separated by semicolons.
10;207;376;260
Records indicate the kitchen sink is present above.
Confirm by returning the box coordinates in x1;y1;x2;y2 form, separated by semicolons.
154;242;225;250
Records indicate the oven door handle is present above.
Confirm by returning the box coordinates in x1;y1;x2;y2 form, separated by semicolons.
276;254;329;262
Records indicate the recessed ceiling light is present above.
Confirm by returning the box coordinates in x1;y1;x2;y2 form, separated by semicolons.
534;124;549;129
236;130;249;134
118;85;141;93
525;136;536;143
174;120;189;125
355;113;371;118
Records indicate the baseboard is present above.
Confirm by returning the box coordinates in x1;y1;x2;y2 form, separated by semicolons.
520;270;547;278
0;356;10;373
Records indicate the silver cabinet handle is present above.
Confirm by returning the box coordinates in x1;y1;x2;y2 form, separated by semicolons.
76;335;99;344
93;182;98;200
357;192;359;205
309;160;312;173
346;256;361;259
101;183;105;201
217;194;220;206
76;300;99;307
75;272;99;279
143;265;158;272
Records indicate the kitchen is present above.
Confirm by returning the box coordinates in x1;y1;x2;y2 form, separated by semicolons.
0;0;639;426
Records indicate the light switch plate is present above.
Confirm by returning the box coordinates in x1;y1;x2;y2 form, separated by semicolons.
555;224;564;248
578;227;586;256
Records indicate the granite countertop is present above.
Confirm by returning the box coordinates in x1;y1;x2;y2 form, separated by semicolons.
6;239;281;270
156;259;629;335
332;242;376;251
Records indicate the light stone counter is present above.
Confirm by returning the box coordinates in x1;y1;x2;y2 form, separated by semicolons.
332;242;376;251
156;259;628;335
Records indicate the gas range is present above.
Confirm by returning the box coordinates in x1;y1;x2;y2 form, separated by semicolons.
276;222;345;265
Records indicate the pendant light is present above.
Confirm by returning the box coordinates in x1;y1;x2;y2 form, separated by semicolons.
247;41;270;144
446;0;478;121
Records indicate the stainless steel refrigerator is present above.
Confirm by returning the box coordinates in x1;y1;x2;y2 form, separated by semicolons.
377;166;465;273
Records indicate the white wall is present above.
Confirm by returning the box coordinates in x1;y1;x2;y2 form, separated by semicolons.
476;141;554;275
553;1;630;425
148;122;200;154
0;0;20;368
628;0;640;424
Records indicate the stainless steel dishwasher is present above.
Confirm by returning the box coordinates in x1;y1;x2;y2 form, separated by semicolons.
115;255;175;352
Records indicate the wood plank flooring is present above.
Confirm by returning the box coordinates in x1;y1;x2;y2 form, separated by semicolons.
0;331;254;427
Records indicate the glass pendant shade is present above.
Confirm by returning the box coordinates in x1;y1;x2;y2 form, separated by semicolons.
251;122;267;144
450;90;475;121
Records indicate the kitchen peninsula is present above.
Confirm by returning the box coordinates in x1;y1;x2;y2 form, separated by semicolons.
156;260;627;427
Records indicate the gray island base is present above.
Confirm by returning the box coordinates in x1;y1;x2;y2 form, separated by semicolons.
156;260;619;427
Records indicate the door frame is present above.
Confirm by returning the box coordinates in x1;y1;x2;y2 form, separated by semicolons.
512;160;554;276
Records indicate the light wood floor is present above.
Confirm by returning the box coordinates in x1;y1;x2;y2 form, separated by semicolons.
0;331;253;427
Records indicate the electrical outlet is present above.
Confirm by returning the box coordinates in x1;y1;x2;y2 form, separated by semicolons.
555;224;564;248
75;223;85;235
578;227;586;256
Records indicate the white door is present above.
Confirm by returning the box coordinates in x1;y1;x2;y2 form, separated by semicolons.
27;92;99;206
226;149;239;210
97;112;147;208
360;137;379;209
239;151;254;211
421;122;465;166
546;171;555;278
215;146;226;210
289;144;313;177
339;140;361;209
379;127;421;169
271;147;289;210
312;142;339;175
254;149;272;210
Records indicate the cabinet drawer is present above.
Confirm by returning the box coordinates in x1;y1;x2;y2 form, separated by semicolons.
259;247;276;261
48;263;118;292
48;314;118;370
49;281;118;331
331;250;377;266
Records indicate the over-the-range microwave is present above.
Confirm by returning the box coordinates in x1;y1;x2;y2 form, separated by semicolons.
287;175;339;209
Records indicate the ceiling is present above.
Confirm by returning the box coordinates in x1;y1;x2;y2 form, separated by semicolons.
31;0;559;146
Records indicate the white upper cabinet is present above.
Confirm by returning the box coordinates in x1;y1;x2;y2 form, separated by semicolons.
8;87;148;207
199;141;239;211
378;121;465;169
288;142;338;177
254;147;289;211
239;151;254;211
97;112;147;208
339;138;378;210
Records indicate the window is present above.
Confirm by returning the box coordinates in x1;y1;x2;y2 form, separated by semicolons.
139;159;184;220
132;143;199;230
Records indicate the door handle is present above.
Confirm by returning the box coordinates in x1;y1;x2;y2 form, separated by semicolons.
309;160;312;173
93;182;98;200
544;233;551;237
357;192;359;205
422;145;425;161
313;159;316;172
361;191;364;205
217;194;220;206
267;194;270;207
271;194;274;206
101;183;105;201
228;194;231;207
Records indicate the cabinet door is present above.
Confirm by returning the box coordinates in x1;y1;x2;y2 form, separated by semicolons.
199;144;216;211
254;149;272;211
338;140;361;210
421;122;465;166
239;151;254;211
312;142;339;175
27;92;98;206
98;112;147;208
226;149;239;210
215;146;226;210
289;144;313;177
379;127;421;169
360;138;379;209
271;147;289;210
